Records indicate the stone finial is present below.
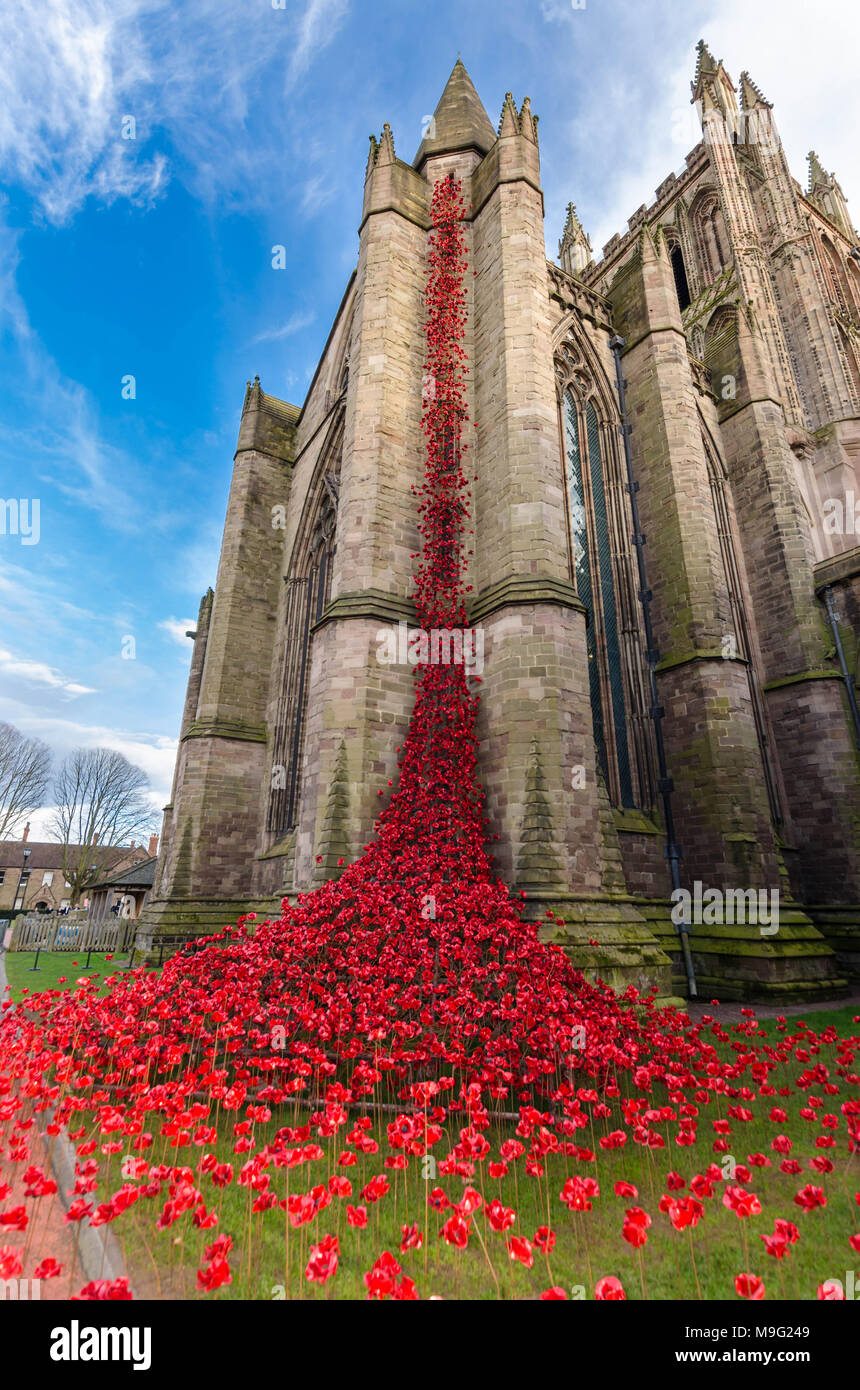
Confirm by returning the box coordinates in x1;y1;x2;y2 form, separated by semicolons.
518;96;538;144
242;374;262;415
498;91;520;139
807;150;830;193
691;38;719;96
558;203;593;277
375;123;396;167
691;37;736;113
365;133;379;180
806;151;857;238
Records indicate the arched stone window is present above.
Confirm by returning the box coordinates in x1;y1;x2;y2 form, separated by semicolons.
268;471;339;836
703;304;739;401
820;234;854;315
556;341;651;809
692;192;727;285
665;233;692;311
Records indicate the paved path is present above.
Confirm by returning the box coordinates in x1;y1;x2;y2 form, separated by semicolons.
683;988;860;1026
0;946;126;1299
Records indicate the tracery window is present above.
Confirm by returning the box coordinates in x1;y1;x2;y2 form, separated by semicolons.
556;342;649;808
693;194;727;285
268;472;339;836
820;234;857;320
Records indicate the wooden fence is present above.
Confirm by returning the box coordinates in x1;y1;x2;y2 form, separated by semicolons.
8;913;135;954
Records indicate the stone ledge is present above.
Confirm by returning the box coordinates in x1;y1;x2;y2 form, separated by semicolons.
182;717;268;744
613;807;661;835
656;647;748;674
315;589;416;630
468;574;585;624
813;545;860;589
762;669;840;691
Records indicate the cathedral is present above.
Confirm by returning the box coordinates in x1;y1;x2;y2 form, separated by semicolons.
139;42;860;1002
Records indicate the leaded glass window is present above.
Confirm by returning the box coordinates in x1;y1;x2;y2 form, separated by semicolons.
563;389;635;808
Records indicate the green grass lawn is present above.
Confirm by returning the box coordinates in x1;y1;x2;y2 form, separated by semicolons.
752;1006;859;1039
3;950;143;1001
89;1008;859;1302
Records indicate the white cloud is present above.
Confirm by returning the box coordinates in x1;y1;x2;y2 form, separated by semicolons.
0;556;100;630
249;310;316;346
300;175;338;217
0;647;96;698
0;1;168;224
0;705;178;808
158;617;196;645
0;0;351;226
575;5;858;260
285;0;349;93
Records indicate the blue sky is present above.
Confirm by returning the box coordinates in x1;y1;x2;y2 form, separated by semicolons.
1;0;859;832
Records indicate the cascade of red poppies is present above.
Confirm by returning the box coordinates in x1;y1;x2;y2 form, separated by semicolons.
0;174;649;1110
0;175;857;1306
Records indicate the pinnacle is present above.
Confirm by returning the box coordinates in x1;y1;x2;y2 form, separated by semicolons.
413;57;497;169
694;38;719;81
558;203;592;273
739;70;771;110
807;150;830;190
691;38;734;105
561;203;583;239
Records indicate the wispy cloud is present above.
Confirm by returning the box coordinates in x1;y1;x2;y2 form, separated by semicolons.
158;616;196;645
542;0;860;261
0;647;96;698
0;214;154;528
249;310;315;346
0;0;352;226
0;706;179;828
285;0;349;93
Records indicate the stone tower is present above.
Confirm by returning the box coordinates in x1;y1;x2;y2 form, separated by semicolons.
141;48;860;1001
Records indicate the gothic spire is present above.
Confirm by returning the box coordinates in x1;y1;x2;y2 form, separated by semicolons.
691;38;737;115
413;57;496;169
558;203;592;277
807;149;830;193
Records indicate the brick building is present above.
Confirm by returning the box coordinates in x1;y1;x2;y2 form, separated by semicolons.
141;44;860;1000
0;827;157;916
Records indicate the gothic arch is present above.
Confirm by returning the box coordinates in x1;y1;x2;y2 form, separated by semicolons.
552;327;654;809
662;225;692;311
267;424;343;838
319;283;356;412
690;186;728;286
703;303;740;397
690;324;706;362
819;234;853;315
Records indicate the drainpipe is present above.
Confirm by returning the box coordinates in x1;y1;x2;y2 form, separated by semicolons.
816;583;860;750
609;334;697;998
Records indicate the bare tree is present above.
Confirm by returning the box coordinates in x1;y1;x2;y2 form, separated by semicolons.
49;747;157;905
0;722;51;839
